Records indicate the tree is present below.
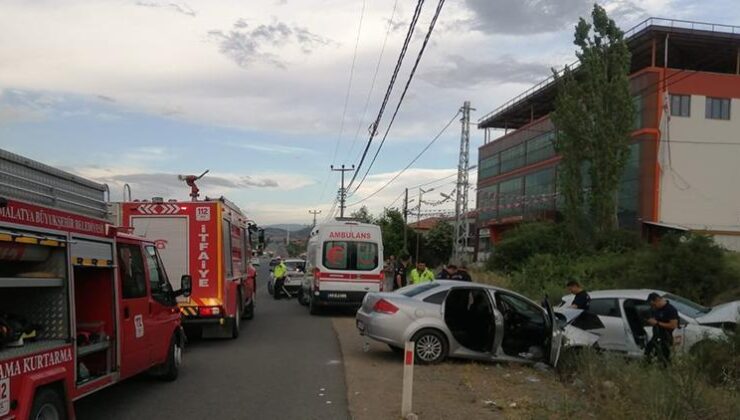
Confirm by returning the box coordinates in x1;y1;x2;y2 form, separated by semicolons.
286;241;305;258
552;4;634;234
349;206;374;224
422;221;453;267
377;209;409;258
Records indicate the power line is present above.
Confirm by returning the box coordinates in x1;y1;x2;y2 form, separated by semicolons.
331;0;367;165
319;0;367;203
346;109;460;207
346;0;426;192
347;0;400;163
350;0;448;196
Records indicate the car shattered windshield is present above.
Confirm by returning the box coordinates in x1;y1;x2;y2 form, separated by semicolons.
663;293;711;318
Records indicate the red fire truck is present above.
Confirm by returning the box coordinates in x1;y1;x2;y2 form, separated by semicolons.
114;185;260;339
0;149;190;420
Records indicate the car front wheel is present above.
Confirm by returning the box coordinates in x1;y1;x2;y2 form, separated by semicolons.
411;329;448;365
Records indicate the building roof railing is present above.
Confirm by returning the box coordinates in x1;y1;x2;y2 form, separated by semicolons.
477;17;740;125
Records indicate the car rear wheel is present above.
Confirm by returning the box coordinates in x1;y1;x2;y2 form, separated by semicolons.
411;329;448;365
309;295;321;315
231;305;241;339
30;387;66;420
298;289;310;306
243;297;255;320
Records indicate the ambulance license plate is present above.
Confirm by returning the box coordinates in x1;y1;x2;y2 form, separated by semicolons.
327;292;347;299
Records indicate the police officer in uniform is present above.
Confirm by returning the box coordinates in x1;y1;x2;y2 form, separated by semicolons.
394;254;411;290
410;261;435;285
272;256;288;300
566;280;591;310
645;292;679;365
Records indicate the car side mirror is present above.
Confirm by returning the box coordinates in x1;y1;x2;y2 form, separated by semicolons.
179;275;192;298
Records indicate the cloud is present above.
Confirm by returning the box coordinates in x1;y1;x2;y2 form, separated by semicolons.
222;140;317;155
463;0;651;35
135;1;196;17
421;55;551;89
207;18;333;68
0;103;46;124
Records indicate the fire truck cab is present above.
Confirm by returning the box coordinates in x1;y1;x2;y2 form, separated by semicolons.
115;196;259;339
0;149;189;420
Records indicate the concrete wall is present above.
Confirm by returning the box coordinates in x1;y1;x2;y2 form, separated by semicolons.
659;94;740;243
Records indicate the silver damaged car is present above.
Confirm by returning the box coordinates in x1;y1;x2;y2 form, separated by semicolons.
356;280;598;365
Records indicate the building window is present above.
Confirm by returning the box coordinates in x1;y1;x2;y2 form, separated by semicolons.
498;177;523;218
633;95;643;129
705;97;731;120
526;131;555;165
500;143;525;173
477;184;498;222
524;168;555;215
670;94;690;117
479;153;500;179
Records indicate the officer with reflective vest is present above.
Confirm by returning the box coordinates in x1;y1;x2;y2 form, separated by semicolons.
273;256;288;299
410;261;435;285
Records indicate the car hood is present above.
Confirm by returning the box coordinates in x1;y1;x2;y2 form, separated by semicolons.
695;301;740;325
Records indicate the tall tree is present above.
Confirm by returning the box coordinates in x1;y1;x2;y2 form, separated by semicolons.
423;221;454;267
552;4;634;233
377;209;409;258
349;206;374;224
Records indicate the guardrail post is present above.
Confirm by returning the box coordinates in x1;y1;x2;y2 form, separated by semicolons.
401;341;415;417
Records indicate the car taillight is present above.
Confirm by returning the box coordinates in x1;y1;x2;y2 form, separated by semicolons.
199;306;221;317
373;299;398;314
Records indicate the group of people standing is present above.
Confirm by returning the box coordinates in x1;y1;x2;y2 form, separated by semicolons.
383;255;472;291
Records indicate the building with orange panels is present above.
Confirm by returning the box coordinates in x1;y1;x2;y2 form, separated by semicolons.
476;18;740;257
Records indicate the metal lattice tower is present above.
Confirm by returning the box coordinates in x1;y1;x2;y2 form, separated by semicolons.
453;101;472;263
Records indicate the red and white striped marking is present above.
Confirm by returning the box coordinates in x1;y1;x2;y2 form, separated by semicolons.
137;203;180;215
402;341;414;417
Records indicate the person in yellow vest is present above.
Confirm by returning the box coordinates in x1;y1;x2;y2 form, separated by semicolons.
273;256;288;299
410;261;435;285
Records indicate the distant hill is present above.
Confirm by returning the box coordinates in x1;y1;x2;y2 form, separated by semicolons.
264;225;312;242
266;223;308;232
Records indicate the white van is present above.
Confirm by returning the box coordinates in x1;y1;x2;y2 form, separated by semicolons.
299;219;384;314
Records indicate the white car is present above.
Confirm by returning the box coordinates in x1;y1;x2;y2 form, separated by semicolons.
559;289;739;357
268;258;306;298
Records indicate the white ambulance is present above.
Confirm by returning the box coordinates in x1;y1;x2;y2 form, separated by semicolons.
299;219;384;315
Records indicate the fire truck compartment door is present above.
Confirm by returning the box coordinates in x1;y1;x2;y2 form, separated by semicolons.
71;239;113;263
131;216;189;290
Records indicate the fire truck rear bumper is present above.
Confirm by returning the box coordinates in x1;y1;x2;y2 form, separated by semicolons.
182;317;224;325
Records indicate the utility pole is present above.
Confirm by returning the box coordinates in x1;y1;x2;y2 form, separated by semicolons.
309;209;321;228
331;164;355;218
402;188;409;253
415;187;434;263
454;101;474;264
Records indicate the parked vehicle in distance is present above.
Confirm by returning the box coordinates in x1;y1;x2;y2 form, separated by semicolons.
356;280;598;365
559;289;739;357
268;258;306;298
302;220;384;314
250;257;261;267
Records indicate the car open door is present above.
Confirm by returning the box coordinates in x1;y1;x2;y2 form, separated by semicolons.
543;298;564;367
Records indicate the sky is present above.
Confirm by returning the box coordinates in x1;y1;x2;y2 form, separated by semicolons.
1;0;738;225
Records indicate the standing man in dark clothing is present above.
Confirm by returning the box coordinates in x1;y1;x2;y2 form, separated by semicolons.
394;254;411;290
645;293;679;365
451;264;472;282
566;281;591;310
437;265;452;279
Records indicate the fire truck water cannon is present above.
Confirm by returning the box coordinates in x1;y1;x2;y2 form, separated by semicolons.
178;169;210;201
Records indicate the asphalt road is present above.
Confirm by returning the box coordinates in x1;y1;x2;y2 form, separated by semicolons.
75;260;350;420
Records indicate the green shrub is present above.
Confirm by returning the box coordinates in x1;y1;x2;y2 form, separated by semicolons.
630;234;740;304
487;222;570;273
561;349;740;419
